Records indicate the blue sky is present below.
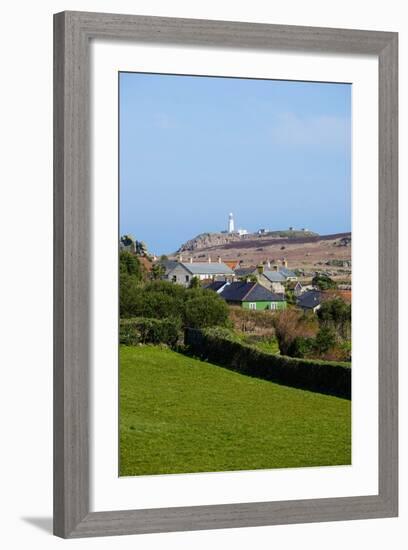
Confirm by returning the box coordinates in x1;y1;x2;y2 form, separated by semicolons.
120;72;351;255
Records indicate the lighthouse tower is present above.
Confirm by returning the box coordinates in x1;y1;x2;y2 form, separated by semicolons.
228;212;235;233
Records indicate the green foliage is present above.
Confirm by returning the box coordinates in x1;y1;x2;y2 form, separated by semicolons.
188;276;201;289
273;309;319;356
184;293;229;329
285;288;297;305
287;336;315;358
150;263;166;280
119;251;144;279
318;298;351;324
312;273;337;290
120;345;351;475
120;234;136;252
204;326;280;354
314;326;338;354
317;298;351;339
120;278;229;330
185;328;351;399
120;317;182;347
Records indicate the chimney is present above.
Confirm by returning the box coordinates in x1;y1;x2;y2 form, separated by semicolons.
267;260;271;269
218;256;222;263
257;264;264;274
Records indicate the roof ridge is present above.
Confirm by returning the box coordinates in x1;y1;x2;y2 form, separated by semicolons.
241;282;256;300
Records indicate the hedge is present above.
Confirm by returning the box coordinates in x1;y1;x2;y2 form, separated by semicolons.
120;317;182;347
185;328;351;399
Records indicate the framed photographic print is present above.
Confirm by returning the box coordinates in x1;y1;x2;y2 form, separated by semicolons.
54;11;398;538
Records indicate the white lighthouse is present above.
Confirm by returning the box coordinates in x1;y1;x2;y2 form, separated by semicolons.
228;212;235;233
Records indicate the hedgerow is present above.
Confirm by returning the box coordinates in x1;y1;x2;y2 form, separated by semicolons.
120;317;182;347
185;327;351;399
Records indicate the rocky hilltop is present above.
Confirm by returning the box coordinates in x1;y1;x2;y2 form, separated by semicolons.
172;230;351;279
177;229;319;253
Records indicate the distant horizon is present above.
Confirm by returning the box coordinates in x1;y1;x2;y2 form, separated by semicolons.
120;219;351;256
120;73;351;255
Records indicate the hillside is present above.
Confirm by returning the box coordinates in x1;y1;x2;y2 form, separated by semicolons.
177;229;319;253
120;345;351;476
172;231;352;277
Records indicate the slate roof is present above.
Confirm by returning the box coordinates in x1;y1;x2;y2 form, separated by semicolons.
245;285;285;302
161;260;179;275
204;280;228;292
180;262;233;275
234;266;257;277
279;267;297;278
219;282;285;303
297;290;322;309
262;270;286;283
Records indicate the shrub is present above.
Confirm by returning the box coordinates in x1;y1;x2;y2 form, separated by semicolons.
314;326;338;354
185;328;351;399
184;293;229;329
317;298;351;339
119;251;144;280
120;279;230;330
120;317;182;347
312;273;337;290
287;336;315;358
228;307;276;334
273;309;318;355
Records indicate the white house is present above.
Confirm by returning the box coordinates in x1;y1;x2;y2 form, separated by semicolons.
166;261;234;287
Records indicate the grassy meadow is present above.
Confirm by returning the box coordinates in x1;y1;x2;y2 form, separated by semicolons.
119;345;351;476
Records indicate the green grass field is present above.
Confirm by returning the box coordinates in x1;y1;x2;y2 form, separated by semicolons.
120;345;351;476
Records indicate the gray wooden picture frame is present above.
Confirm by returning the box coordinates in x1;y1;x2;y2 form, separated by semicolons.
53;11;398;538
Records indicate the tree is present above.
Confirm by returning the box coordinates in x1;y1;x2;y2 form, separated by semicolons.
135;240;148;256
120;234;136;253
184;293;229;329
151;263;166;280
119;251;144;280
189;276;200;289
312;273;337;290
314;326;337;354
317;298;351;339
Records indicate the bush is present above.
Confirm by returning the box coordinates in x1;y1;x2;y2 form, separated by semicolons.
273;309;318;355
312;273;337;290
317;298;351;340
314;326;338;354
119;251;144;280
228;307;276;334
184;293;229;329
185;328;351;399
120;279;230;330
287;336;315;358
120;317;182;347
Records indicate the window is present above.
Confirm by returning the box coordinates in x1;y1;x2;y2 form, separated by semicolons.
249;303;256;310
185;275;190;282
270;302;277;310
172;275;177;282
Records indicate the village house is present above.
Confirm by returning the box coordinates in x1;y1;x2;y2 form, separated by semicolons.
218;281;287;311
297;289;322;312
204;280;229;293
166;259;234;287
234;266;258;279
257;270;286;294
